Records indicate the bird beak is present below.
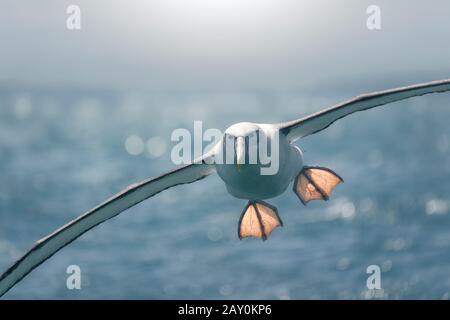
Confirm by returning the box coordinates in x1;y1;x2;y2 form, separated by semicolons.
236;136;245;171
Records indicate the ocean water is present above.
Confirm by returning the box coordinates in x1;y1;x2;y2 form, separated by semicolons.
1;85;450;299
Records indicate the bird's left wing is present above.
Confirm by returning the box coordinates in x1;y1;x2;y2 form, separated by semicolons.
278;78;450;142
0;160;215;297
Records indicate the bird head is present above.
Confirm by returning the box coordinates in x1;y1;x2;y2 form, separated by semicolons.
223;122;261;171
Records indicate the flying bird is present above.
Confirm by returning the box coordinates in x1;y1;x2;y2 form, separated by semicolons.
1;78;450;297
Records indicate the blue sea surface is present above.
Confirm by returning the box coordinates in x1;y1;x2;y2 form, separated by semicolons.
1;85;450;299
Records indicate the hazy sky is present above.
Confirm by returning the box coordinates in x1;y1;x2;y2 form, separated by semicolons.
1;0;450;91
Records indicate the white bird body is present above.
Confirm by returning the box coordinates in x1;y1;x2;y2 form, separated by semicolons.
2;78;450;297
215;122;303;200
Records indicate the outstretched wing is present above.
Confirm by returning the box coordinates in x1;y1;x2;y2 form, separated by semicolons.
0;161;215;297
278;79;450;142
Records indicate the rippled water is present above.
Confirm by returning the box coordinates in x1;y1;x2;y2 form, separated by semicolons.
1;85;450;299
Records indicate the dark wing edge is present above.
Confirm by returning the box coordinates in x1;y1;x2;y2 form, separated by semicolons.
0;160;215;297
278;78;450;142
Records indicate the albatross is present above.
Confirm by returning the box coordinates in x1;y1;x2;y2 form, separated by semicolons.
1;78;450;297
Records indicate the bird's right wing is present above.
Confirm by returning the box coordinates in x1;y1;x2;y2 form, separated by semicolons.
0;159;215;297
